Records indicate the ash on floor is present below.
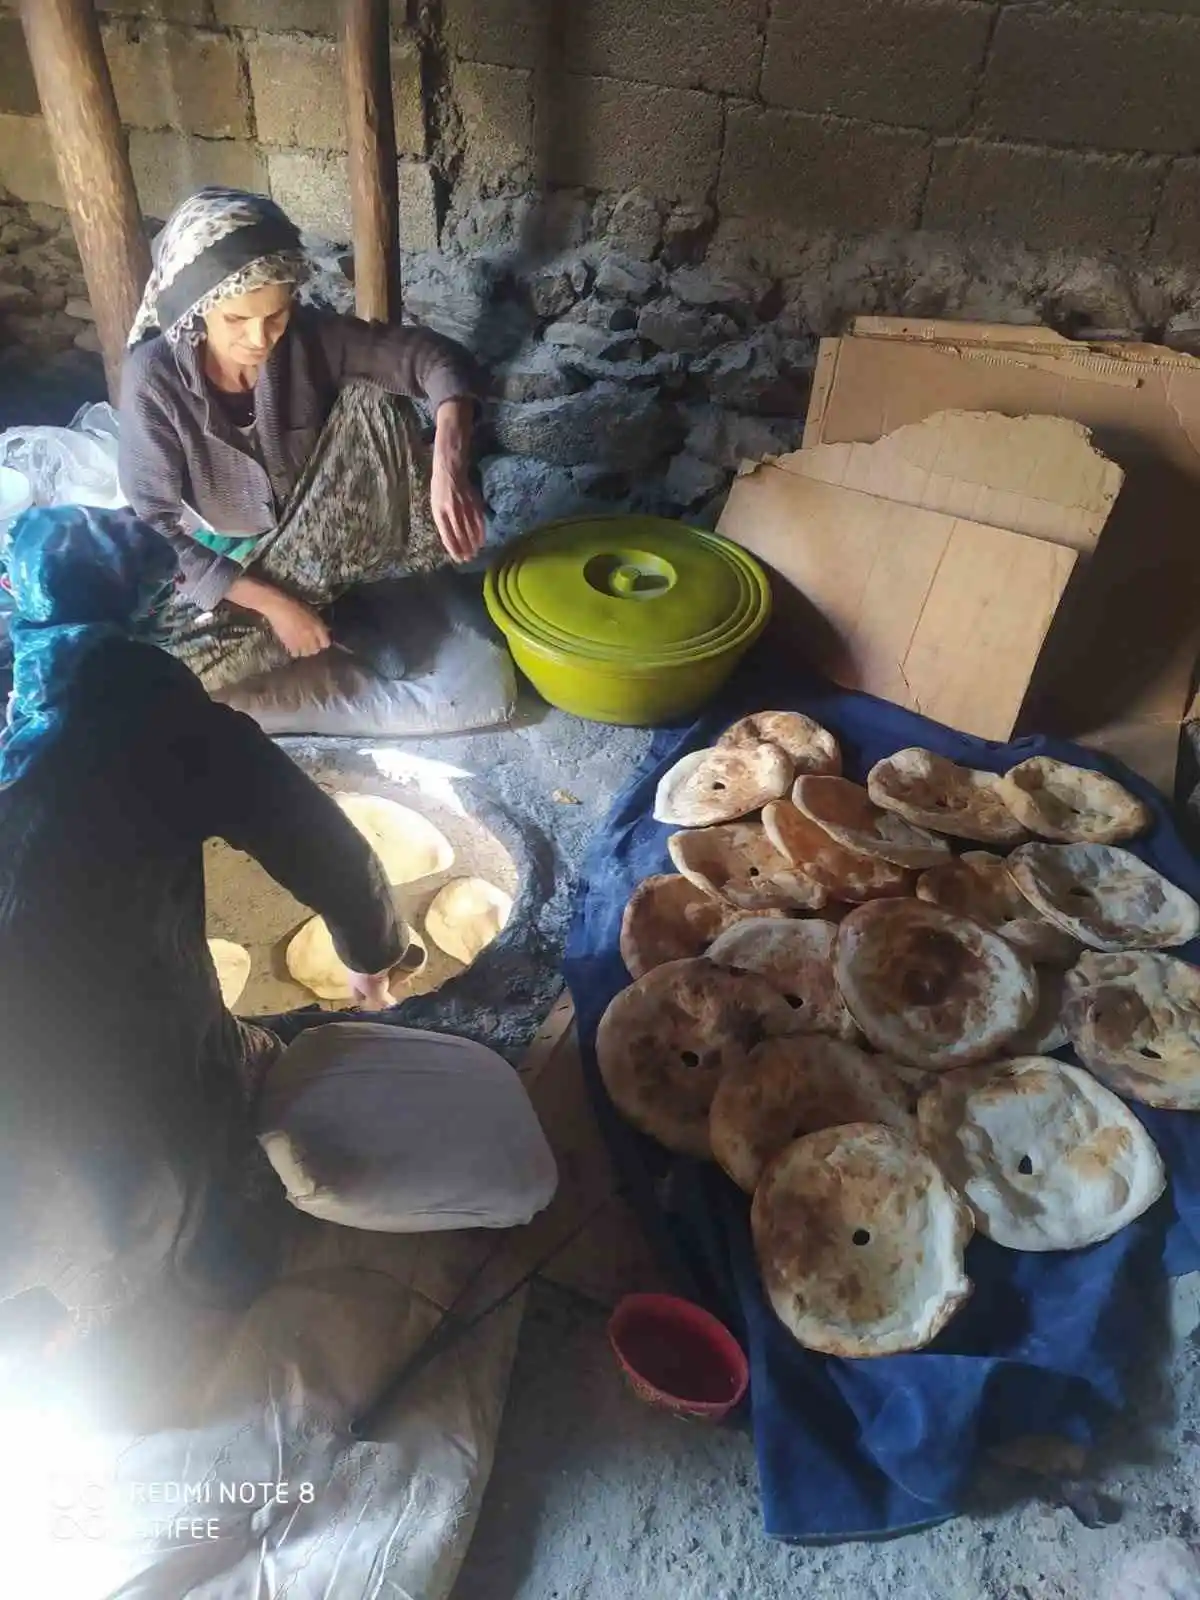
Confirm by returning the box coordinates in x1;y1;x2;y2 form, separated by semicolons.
453;1277;1200;1600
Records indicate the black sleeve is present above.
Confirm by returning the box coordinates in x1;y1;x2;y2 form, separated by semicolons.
189;697;407;976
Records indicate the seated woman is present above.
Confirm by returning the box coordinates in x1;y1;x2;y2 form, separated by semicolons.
0;506;553;1338
118;186;487;692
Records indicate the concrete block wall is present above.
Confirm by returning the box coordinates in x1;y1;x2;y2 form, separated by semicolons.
4;0;1200;518
0;1;1196;265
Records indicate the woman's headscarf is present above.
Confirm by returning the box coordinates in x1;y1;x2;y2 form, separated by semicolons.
0;506;178;786
127;186;309;349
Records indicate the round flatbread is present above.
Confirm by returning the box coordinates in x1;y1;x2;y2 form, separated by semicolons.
793;776;951;870
1008;842;1200;952
751;1123;973;1357
287;915;427;1002
619;874;772;979
668;823;827;912
867;748;1027;846
596;958;799;1158
706;919;858;1040
916;851;1080;967
762;798;911;903
653;744;792;827
835;899;1038;1070
1064;950;1200;1109
998;757;1151;845
425;876;512;965
335;793;454;885
718;711;841;776
918;1057;1166;1250
208;938;251;1010
1007;966;1069;1055
711;1037;913;1192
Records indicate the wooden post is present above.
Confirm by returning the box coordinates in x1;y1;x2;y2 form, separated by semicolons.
342;0;400;323
18;0;150;400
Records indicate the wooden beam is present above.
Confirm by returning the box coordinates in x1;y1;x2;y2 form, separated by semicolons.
18;0;150;400
342;0;400;323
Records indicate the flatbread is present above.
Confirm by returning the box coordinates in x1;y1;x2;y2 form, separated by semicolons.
792;776;951;870
286;915;427;1002
1008;842;1200;952
999;757;1151;845
619;874;772;979
653;744;792;827
867;748;1027;846
1007;966;1069;1055
668;823;828;912
918;1057;1166;1250
424;876;512;964
334;793;454;885
710;1036;913;1192
706;919;859;1040
835;899;1038;1069
1064;951;1200;1109
718;711;841;776
762;798;911;902
208;938;251;1010
916;851;1081;967
751;1123;973;1357
596;957;799;1157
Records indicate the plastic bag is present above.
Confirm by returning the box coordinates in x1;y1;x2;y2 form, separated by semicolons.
0;417;124;510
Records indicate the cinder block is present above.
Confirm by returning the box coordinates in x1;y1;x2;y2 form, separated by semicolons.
129;129;267;221
266;146;352;238
444;0;540;69
0;17;38;117
265;147;438;251
543;76;722;202
99;2;215;20
762;0;992;132
454;61;533;181
103;23;250;140
247;32;424;156
0;114;62;208
1150;158;1200;261
561;0;768;95
924;138;1162;253
213;1;406;30
979;6;1200;154
398;159;439;253
720;105;929;232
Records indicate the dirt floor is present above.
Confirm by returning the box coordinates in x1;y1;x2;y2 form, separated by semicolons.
455;1274;1200;1600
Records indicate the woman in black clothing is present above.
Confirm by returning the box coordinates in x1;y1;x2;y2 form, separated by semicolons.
0;505;406;1323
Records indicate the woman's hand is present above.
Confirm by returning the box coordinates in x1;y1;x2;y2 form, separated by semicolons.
263;593;332;659
227;575;332;658
347;970;394;1011
431;398;486;563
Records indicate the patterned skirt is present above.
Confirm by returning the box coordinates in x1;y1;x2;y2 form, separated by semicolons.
166;382;449;691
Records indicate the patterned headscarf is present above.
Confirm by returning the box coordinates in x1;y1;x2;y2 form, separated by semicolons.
0;507;178;786
127;186;309;349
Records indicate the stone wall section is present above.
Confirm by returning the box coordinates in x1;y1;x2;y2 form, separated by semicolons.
2;1;1200;528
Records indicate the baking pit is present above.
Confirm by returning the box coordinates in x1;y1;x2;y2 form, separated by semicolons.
205;759;522;1019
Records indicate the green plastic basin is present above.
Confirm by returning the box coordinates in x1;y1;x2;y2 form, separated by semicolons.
483;514;772;726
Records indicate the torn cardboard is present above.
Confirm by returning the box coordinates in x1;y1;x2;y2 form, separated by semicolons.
721;456;1077;742
788;410;1122;554
797;319;1200;794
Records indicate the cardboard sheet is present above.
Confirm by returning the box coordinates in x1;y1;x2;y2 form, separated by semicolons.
800;319;1200;791
786;410;1122;554
718;465;1075;741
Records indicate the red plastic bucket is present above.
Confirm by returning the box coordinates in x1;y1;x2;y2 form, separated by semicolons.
608;1292;749;1422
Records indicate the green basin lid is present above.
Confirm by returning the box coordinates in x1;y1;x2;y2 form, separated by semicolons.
486;515;770;666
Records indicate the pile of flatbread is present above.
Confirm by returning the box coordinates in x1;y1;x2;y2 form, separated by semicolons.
602;715;1197;1359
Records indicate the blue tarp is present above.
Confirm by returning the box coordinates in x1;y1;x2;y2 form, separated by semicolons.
563;659;1200;1541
